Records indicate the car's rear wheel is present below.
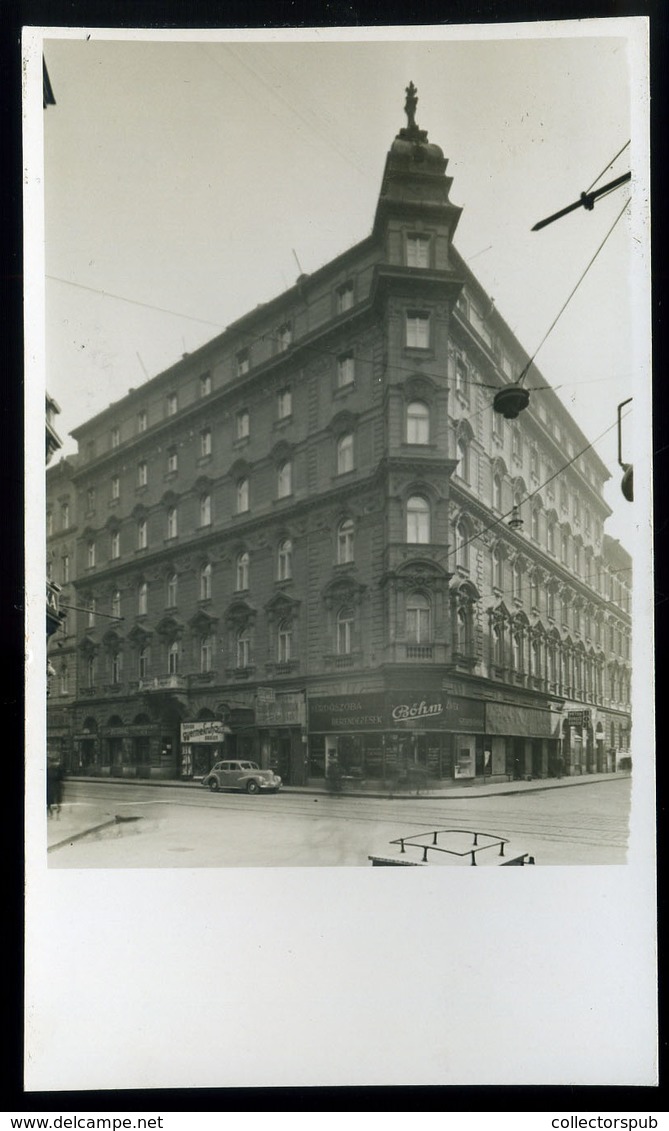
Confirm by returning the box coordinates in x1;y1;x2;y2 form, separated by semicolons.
246;780;259;794
208;779;219;792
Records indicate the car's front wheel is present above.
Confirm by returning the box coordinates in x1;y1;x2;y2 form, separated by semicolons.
246;780;259;794
208;778;219;792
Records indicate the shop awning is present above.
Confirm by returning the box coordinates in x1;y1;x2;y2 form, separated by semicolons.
485;703;560;738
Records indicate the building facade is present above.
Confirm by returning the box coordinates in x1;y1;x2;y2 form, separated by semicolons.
47;89;632;785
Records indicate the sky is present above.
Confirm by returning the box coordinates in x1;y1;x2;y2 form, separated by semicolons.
36;24;650;551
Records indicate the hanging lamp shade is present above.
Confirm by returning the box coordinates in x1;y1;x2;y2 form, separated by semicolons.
493;384;530;419
508;506;524;530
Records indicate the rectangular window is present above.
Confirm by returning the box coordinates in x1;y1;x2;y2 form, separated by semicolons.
167;508;178;539
86;487;96;512
200;372;211;397
87;597;96;627
167;393;178;416
138;410;147;433
236;409;250;439
167;449;178;473
406;235;430;268
111;426;120;449
60;503;70;529
111;530;120;559
278;388;292;419
200;495;211;526
237;479;249;514
87;541;96;568
138;519;148;550
530;447;539;479
111;475;120;500
138;462;148;487
406;311;430;349
336;283;354;313
278;461;292;498
236;349;250;376
200;428;212;457
337;352;355;388
61;555;70;584
277;323;292;353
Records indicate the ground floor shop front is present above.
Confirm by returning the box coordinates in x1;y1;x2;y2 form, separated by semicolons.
305;680;618;786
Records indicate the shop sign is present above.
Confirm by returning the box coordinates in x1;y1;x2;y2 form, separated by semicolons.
308;693;385;732
180;720;228;743
256;692;305;727
567;709;591;727
388;693;484;733
486;702;560;738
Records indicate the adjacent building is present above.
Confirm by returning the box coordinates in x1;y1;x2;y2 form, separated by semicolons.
46;87;632;784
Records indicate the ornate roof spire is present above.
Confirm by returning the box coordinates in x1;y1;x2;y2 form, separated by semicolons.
398;81;428;143
404;81;418;131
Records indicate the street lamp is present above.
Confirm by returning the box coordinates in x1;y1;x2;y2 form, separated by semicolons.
618;398;633;501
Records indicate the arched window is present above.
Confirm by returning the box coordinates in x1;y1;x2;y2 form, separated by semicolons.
492;547;503;591
111;530;120;559
407;401;429;445
200;494;211;526
138;646;149;680
167;640;179;675
456;436;469;482
237;627;251;668
531;637;541;679
137;519;147;550
111;651;122;684
236;552;249;591
167;506;178;539
561;529;569;565
493;472;503;511
455;518;469;569
337;433;354;475
200;563;211;601
337;519;354;564
407;495;430;544
492;623;503;666
278;538;292;580
277;460;292;498
512;560;522;601
547;521;556;555
336;607;355;655
406;593;431;644
531;506;540;541
167;573;178;607
138;581;148;616
237;477;249;514
112;590;122;619
455;358;469;400
278;620;292;663
512;631;522;671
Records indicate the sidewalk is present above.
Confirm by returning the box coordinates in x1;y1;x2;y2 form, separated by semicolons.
46;770;629;850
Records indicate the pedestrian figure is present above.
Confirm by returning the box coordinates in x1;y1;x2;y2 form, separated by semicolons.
47;762;63;817
557;754;564;779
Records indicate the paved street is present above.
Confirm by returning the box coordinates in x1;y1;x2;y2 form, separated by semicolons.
46;777;631;867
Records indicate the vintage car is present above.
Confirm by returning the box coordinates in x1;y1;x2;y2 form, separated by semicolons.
369;828;535;866
202;760;282;795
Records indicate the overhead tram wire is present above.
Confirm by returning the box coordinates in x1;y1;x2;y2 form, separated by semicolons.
443;406;633;568
584;140;631;196
516;195;631;390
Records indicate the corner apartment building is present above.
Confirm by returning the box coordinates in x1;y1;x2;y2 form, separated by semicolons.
48;90;632;785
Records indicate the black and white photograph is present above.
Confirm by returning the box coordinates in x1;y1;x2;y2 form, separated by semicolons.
24;19;656;1091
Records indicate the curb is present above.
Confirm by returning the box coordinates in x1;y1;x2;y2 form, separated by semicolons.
62;773;629;802
47;816;119;852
